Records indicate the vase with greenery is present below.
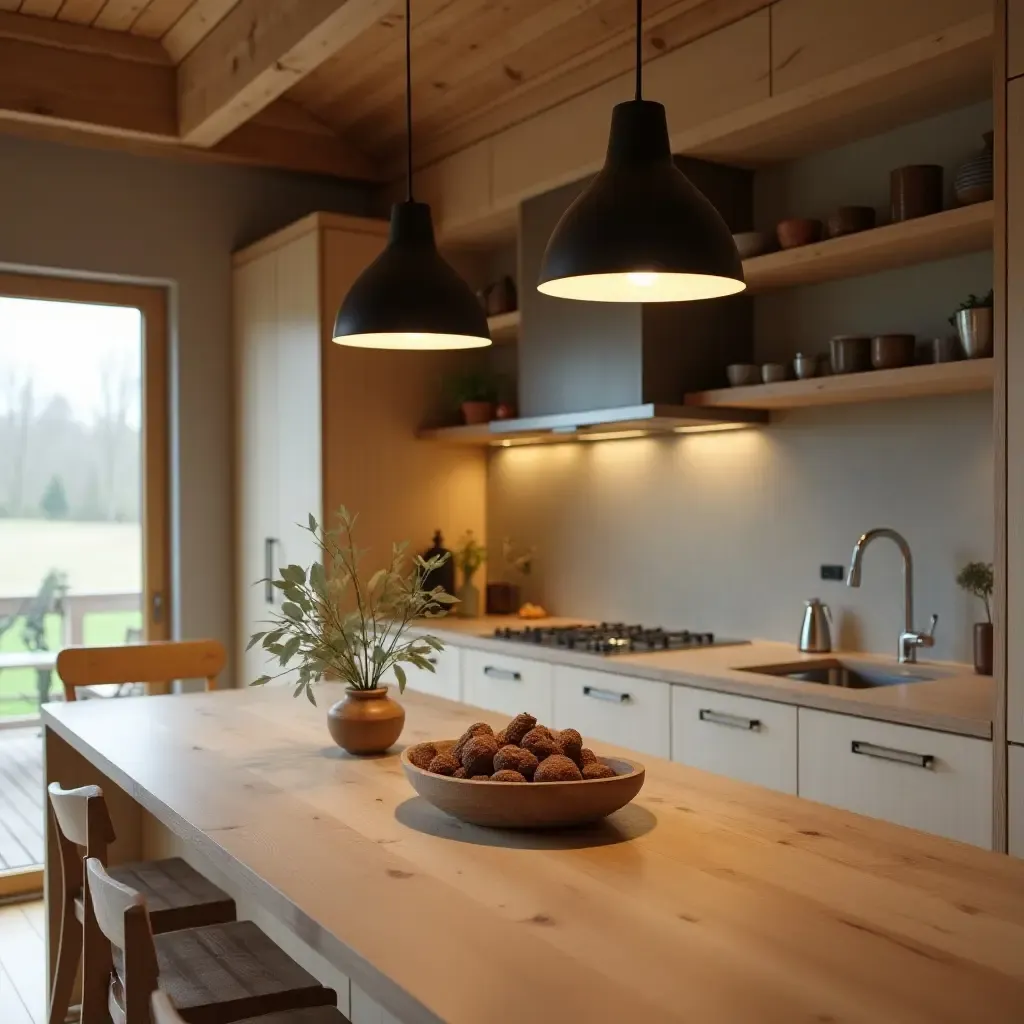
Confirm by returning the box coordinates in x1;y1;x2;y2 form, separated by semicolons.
949;290;993;359
956;560;993;675
454;531;486;617
249;506;456;754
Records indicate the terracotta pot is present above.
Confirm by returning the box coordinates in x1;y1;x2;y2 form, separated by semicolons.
890;165;943;222
776;217;823;249
826;206;876;239
486;581;520;615
327;687;405;755
973;622;993;677
461;401;495;425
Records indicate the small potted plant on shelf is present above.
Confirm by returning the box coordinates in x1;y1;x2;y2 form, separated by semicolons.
949;290;993;359
956;560;994;675
248;506;456;755
449;369;499;425
454;530;486;618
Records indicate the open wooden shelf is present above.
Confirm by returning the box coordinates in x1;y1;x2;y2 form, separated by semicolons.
685;359;993;411
487;310;519;343
742;203;993;293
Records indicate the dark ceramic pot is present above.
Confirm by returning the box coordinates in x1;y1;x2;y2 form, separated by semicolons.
973;622;993;676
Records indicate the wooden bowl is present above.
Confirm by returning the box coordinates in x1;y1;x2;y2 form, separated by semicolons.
401;741;645;829
776;217;823;249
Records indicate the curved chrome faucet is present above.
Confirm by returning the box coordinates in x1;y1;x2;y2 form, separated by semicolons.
846;527;937;663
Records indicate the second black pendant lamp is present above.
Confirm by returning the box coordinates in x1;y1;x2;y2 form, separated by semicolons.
333;0;491;349
537;0;745;303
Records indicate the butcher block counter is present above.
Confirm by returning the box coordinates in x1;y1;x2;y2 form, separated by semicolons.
42;686;1024;1024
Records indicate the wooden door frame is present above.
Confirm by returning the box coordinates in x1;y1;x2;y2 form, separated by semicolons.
0;272;171;646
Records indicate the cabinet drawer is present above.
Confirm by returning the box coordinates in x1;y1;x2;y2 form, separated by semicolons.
798;709;992;848
401;643;461;701
553;667;670;758
671;687;797;794
463;649;554;722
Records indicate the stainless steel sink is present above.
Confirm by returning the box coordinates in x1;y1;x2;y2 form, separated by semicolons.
739;658;951;689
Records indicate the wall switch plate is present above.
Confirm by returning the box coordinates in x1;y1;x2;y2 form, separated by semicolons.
821;565;845;581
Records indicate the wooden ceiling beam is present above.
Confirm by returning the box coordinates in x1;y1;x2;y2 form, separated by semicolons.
0;11;381;181
177;0;396;147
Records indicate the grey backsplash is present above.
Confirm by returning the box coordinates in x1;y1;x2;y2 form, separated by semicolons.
487;392;992;662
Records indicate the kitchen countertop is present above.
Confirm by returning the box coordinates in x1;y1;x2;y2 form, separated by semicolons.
411;616;994;739
42;687;1024;1023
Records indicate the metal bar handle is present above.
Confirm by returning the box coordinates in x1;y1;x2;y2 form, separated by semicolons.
699;708;760;731
851;740;934;769
264;538;278;604
483;666;521;682
583;685;631;704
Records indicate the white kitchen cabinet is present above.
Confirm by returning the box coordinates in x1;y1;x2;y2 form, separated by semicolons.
798;709;993;848
401;644;462;701
1010;744;1024;857
350;984;401;1024
671;687;797;794
553;666;671;758
462;649;554;722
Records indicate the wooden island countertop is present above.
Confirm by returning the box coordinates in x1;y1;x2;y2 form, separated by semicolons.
43;686;1024;1024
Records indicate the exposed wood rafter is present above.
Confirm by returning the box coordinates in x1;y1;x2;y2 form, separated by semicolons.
177;0;396;147
0;10;380;180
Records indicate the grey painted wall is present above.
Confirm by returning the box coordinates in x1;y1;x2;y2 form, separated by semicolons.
487;103;995;662
0;134;377;680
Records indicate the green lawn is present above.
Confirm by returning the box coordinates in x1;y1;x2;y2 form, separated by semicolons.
0;610;141;718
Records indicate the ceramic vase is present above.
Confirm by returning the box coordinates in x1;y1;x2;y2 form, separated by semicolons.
955;307;993;359
461;401;494;425
457;575;481;617
326;687;405;755
954;132;994;206
974;623;993;677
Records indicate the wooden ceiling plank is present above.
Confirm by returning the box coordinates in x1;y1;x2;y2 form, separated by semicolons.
92;0;150;31
55;0;109;25
0;9;171;62
18;0;64;16
129;0;196;38
178;0;396;146
387;0;770;169
0;10;380;179
160;0;234;61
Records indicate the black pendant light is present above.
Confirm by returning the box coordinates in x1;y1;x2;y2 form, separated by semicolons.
333;0;490;349
537;0;745;303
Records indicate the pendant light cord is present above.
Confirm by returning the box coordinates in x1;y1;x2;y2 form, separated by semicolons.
405;0;414;201
635;0;642;100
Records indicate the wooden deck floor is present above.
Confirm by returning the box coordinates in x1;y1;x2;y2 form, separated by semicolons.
0;729;44;871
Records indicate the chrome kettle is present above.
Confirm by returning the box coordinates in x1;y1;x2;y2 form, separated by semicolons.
799;598;833;653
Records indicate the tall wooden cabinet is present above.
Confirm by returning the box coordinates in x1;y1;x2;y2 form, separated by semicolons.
233;214;487;685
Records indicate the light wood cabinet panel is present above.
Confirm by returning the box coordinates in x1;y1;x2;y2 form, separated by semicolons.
671;687;797;794
1008;76;1024;745
798;709;993;848
402;644;462;702
462;649;554;723
770;0;990;95
1011;745;1024;856
553;667;671;759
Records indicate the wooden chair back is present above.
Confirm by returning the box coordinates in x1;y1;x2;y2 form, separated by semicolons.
150;991;185;1024
85;857;159;1024
48;782;117;901
57;639;225;702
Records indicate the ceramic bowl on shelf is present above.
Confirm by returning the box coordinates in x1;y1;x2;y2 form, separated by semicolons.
732;231;776;260
776;218;823;249
793;353;818;379
726;363;761;387
826;206;876;239
829;335;871;374
761;363;788;384
401;741;646;829
871;334;916;370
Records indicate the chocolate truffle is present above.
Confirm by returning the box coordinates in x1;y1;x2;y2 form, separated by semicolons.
461;735;499;776
521;728;561;761
494;745;539;780
427;753;461;776
534;754;583;782
580;748;598;766
407;743;437;770
453;722;494;759
493;728;509;748
505;712;538;746
557;728;584;765
452;767;468;779
491;770;527;783
582;762;616;780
